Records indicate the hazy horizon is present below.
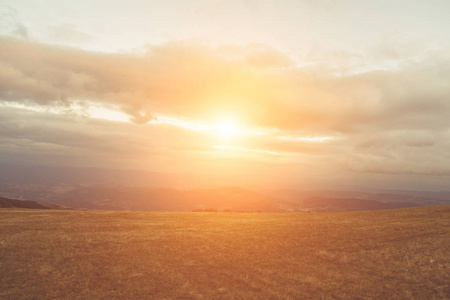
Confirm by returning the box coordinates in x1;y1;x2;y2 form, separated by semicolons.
1;0;450;191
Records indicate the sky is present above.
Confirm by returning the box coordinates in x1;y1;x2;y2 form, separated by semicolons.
1;0;450;190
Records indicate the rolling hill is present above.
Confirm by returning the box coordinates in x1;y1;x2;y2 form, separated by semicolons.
0;196;66;210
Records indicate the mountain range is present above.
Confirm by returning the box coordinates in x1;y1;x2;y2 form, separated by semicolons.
1;164;448;212
1;186;439;212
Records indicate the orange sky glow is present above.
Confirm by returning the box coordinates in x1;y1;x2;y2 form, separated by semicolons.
1;0;450;190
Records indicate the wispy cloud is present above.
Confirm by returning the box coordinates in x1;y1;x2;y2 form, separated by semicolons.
0;6;28;39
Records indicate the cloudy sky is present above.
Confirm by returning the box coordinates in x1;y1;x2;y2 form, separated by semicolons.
1;0;450;190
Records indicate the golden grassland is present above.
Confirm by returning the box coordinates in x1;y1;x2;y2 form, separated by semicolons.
0;206;449;299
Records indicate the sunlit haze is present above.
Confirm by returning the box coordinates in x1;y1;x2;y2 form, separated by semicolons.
1;0;450;190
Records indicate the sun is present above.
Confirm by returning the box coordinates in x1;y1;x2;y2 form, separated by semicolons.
213;118;241;138
217;122;238;136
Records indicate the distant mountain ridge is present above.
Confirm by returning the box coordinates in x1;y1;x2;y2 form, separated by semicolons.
0;196;68;210
1;163;449;212
8;186;425;213
262;189;450;206
38;186;285;212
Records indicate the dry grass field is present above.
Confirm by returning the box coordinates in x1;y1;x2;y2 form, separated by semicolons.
0;206;449;299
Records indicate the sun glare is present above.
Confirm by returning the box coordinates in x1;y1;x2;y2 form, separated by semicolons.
216;121;239;137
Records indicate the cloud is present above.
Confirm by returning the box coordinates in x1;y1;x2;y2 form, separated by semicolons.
1;37;450;177
2;36;449;135
0;37;298;128
0;105;205;168
0;6;28;39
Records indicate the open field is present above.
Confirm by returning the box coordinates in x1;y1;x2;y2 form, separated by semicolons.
0;206;449;299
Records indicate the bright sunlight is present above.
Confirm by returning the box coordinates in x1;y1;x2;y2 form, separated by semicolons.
216;120;240;137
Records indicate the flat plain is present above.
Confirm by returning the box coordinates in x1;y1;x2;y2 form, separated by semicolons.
0;206;449;299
